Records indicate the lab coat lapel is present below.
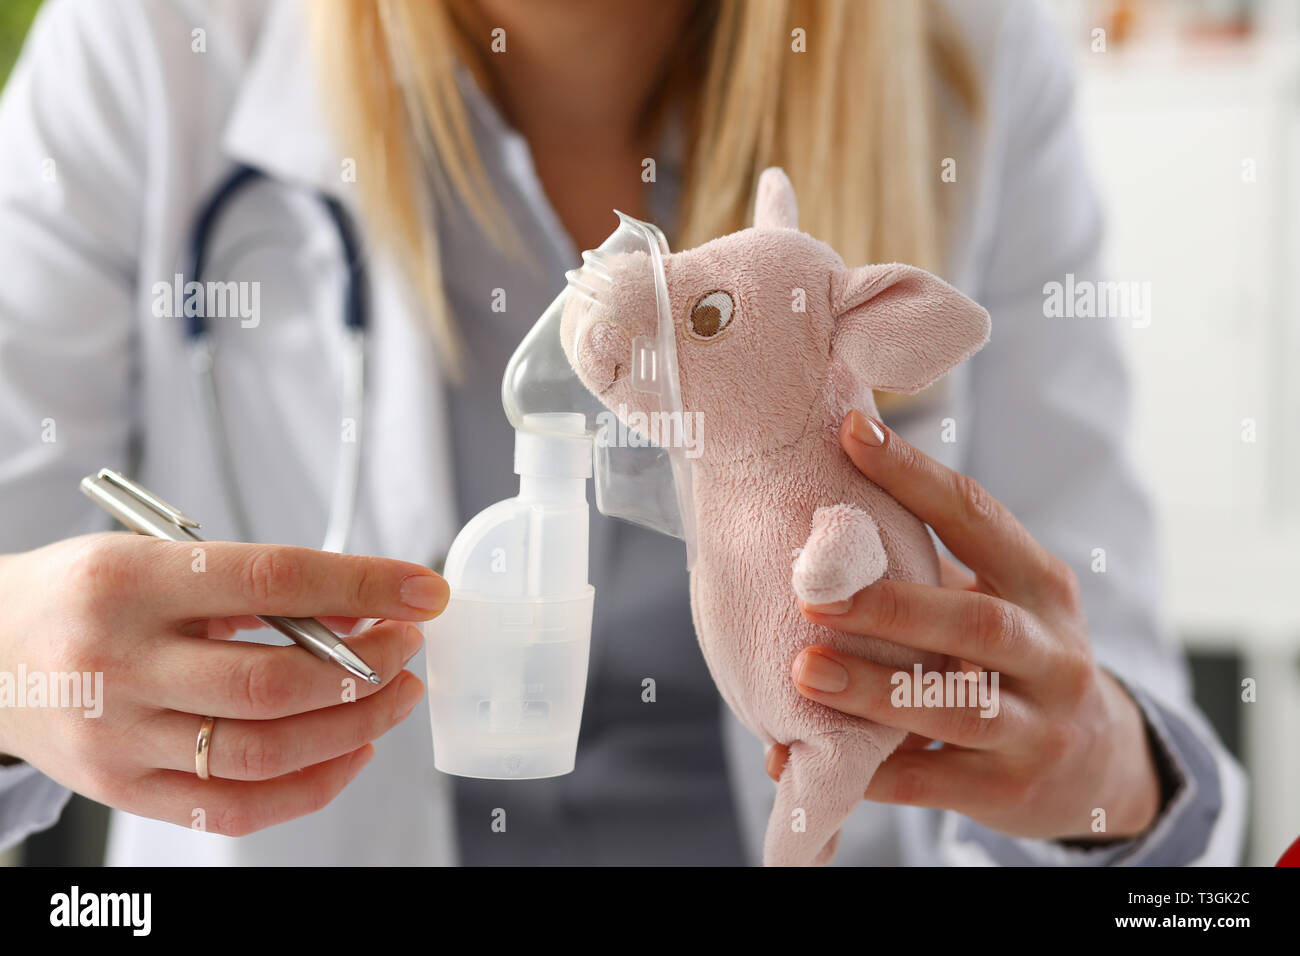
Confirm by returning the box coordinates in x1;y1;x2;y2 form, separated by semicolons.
220;0;342;196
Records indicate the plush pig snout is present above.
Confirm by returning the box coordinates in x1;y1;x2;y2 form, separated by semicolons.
560;247;657;397
575;319;633;390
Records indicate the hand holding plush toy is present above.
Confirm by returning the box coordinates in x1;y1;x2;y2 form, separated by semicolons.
561;168;990;865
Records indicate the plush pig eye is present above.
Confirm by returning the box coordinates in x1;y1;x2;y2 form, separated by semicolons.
687;291;734;341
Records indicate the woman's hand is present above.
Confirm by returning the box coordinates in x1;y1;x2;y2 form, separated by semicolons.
0;533;448;836
767;411;1162;842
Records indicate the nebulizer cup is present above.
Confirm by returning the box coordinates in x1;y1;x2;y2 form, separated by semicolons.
425;212;696;779
424;411;595;779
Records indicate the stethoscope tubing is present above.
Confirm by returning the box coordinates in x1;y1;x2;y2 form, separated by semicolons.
182;164;369;553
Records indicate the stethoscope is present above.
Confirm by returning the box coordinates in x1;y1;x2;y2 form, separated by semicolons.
183;164;369;553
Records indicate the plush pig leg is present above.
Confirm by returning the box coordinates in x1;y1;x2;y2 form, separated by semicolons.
792;504;887;606
763;729;903;866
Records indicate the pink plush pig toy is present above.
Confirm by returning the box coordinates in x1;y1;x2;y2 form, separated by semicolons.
561;168;991;866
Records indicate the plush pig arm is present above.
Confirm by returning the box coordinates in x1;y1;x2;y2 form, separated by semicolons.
791;504;889;607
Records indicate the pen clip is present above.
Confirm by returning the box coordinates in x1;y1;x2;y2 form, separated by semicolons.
95;468;202;530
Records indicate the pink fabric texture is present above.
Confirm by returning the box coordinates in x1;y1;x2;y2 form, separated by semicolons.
561;168;990;865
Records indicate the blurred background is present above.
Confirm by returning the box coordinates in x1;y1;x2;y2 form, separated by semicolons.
1041;0;1300;868
0;1;40;88
1;0;1296;866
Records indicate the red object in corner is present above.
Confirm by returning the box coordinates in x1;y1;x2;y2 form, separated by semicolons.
1276;834;1300;866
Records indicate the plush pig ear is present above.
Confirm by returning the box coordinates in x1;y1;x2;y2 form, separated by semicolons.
830;263;990;393
754;167;798;229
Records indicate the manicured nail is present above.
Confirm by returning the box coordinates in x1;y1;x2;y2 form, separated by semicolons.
348;618;384;637
400;574;446;610
805;599;852;615
401;623;424;664
849;411;886;447
765;746;785;780
794;651;849;693
348;744;375;776
395;672;425;719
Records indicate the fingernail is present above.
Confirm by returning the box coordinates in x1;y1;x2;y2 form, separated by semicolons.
849;411;886;447
794;651;849;693
764;746;785;780
400;574;446;611
804;599;852;615
395;673;425;719
348;744;375;776
401;623;424;664
348;617;383;637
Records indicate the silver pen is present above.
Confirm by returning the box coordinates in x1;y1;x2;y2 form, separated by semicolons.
80;468;381;685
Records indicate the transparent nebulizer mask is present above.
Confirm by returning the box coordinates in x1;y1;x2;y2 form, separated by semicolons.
503;212;698;561
424;213;696;779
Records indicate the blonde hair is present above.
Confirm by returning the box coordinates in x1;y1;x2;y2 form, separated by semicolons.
309;0;980;373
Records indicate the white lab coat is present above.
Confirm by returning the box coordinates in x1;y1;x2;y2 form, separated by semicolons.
0;0;1244;865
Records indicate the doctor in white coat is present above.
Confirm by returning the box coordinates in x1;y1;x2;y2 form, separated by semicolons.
0;0;1244;865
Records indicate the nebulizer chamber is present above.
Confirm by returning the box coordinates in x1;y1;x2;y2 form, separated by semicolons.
424;412;594;779
425;213;696;780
